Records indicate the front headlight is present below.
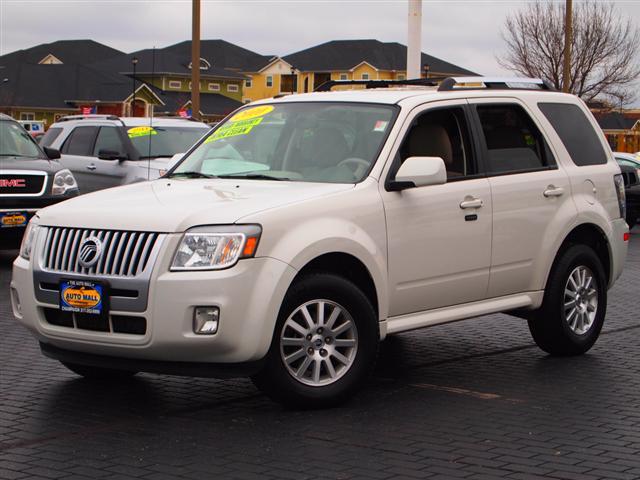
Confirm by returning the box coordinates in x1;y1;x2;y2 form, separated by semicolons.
171;225;262;271
52;169;78;195
19;219;40;260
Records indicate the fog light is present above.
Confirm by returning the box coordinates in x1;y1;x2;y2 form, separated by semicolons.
10;287;21;315
194;307;219;334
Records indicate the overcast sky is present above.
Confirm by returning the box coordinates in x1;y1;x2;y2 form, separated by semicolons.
1;0;639;92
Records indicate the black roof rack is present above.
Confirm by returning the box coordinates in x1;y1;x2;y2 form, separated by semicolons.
437;76;557;92
314;78;442;92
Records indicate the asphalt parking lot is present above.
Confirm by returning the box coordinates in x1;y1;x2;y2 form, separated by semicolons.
1;231;639;480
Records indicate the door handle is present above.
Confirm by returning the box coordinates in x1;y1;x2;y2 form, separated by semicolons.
460;197;483;209
86;164;97;171
543;185;564;197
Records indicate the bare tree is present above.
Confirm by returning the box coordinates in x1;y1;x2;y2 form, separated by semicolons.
498;1;640;105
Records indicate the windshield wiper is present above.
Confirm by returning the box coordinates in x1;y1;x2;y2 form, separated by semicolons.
217;173;289;181
167;171;217;179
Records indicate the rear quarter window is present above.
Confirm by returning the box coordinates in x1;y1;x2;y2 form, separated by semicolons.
538;103;608;166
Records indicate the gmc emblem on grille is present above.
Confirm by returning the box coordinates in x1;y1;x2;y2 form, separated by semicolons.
0;179;26;188
78;237;103;268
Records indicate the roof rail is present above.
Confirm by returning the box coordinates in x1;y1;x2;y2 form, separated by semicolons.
57;114;121;122
314;78;441;92
438;77;557;92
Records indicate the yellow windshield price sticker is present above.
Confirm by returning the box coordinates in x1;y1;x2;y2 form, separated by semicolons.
229;105;274;122
205;117;264;143
127;126;158;139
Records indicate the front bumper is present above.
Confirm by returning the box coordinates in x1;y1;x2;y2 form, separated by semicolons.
11;233;297;369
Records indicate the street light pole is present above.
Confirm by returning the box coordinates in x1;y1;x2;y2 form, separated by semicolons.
563;0;573;93
131;57;138;116
191;0;201;120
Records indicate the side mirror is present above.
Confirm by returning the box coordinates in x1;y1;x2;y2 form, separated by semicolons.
43;146;61;160
387;156;447;191
98;149;126;161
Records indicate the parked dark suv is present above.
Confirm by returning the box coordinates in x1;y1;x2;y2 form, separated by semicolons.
0;114;79;248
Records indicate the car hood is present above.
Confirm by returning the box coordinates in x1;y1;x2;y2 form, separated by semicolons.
36;178;354;232
134;158;171;171
0;157;62;174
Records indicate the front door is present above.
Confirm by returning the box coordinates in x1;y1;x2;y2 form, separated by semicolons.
381;101;493;316
59;125;128;193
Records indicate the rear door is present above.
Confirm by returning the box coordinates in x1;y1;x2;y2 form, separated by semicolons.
468;99;576;297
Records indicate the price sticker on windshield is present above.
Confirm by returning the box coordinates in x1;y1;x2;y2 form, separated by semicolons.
229;105;274;122
205;117;264;143
128;126;158;138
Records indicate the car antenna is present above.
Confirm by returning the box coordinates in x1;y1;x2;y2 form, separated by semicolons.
147;46;156;181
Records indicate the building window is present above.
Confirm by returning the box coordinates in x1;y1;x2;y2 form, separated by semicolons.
266;75;273;88
169;80;181;89
361;73;370;80
339;73;348;81
20;112;35;121
243;98;251;104
245;78;252;88
188;82;192;89
397;74;406;80
208;83;220;91
227;84;239;93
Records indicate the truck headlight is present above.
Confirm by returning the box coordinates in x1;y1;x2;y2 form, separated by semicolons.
52;169;78;195
19;220;40;260
171;225;261;271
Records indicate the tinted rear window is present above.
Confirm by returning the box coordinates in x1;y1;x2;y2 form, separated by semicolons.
538;103;608;166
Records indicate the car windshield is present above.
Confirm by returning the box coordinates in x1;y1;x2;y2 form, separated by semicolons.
127;126;209;159
170;102;397;183
0;121;42;159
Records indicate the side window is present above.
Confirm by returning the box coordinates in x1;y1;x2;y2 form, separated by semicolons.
93;127;125;156
399;107;476;179
477;104;555;175
39;127;63;147
61;126;98;156
538;102;608;166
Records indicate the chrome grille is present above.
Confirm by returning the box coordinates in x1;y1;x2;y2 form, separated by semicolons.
41;227;161;277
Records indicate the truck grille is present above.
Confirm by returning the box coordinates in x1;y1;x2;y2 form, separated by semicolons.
0;171;47;196
41;227;161;277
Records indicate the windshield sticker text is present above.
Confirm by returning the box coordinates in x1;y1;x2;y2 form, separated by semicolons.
205;117;264;143
229;105;274;122
128;126;158;139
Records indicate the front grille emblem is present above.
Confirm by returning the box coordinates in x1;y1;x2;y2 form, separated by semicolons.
78;236;103;268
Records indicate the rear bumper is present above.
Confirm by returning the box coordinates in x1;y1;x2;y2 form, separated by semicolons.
609;217;629;287
40;342;264;378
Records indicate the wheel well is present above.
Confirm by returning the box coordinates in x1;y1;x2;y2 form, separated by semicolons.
294;253;379;318
556;224;611;284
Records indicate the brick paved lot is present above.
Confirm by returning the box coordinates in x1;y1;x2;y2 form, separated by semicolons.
1;232;639;480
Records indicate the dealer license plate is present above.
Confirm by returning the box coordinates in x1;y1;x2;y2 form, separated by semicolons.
59;280;108;316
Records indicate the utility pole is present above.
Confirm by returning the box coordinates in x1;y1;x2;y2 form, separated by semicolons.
407;0;422;80
191;0;201;120
562;0;573;93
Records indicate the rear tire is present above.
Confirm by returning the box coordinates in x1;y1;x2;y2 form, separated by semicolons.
61;361;138;379
252;273;379;409
528;244;607;356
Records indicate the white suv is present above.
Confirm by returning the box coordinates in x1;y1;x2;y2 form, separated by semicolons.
39;115;210;193
11;78;629;408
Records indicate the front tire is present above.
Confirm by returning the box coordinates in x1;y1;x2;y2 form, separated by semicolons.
528;244;607;356
252;273;379;408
